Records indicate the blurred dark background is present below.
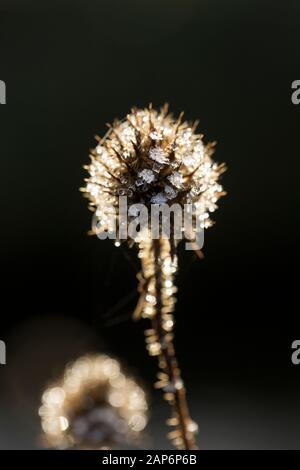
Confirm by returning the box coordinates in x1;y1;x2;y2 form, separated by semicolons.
0;0;300;449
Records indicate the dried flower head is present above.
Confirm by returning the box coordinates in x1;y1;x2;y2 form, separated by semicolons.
82;104;225;243
39;354;148;449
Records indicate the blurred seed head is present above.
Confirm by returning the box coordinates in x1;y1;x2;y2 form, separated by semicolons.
39;354;148;449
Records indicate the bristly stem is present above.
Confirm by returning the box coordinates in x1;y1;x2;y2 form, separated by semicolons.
137;237;198;450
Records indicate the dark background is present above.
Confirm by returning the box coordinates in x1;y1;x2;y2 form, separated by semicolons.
0;0;300;449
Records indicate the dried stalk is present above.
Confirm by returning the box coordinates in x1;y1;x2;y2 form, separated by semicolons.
135;237;198;450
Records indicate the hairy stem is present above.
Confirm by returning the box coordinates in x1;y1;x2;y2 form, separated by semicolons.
136;237;197;450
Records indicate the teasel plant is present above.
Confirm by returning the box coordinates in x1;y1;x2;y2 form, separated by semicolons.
39;354;148;449
81;104;226;449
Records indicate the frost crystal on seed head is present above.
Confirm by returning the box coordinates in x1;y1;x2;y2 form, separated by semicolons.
164;185;178;200
138;169;156;184
149;147;169;164
167;172;183;188
151;193;168;204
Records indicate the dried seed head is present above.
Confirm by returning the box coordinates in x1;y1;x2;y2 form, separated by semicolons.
39;354;148;449
82;105;225;241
